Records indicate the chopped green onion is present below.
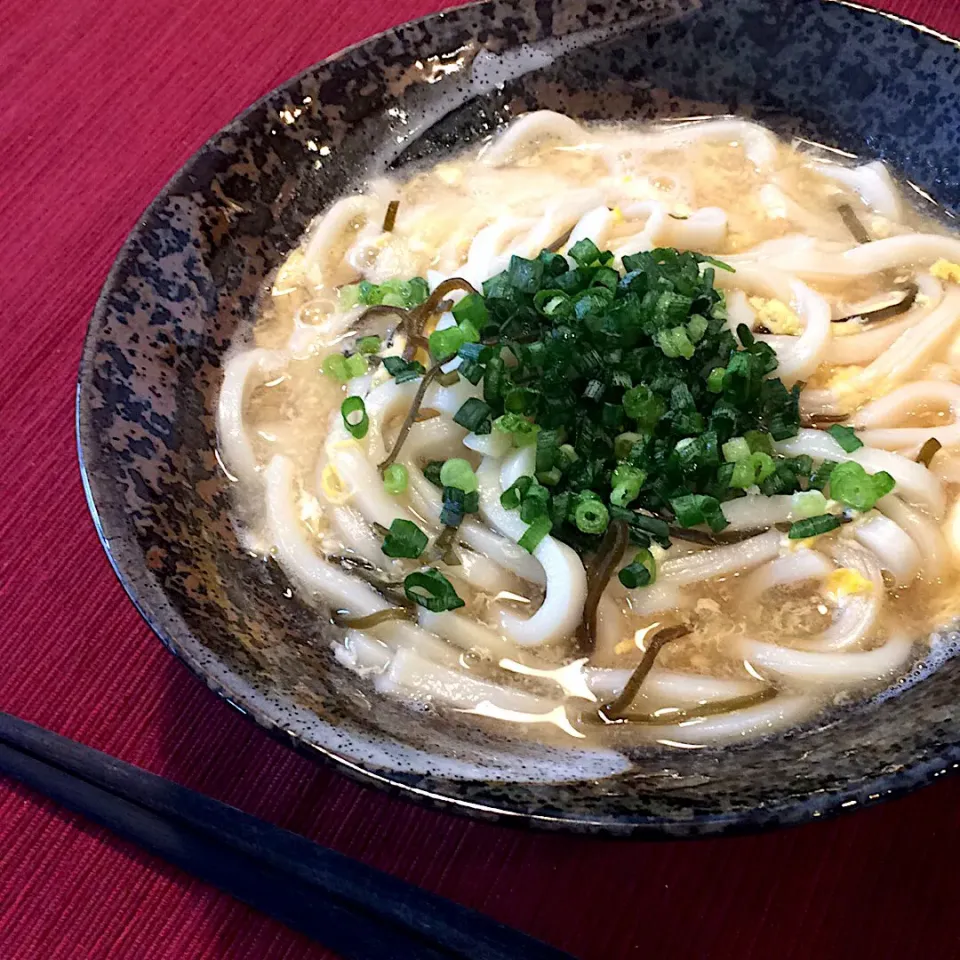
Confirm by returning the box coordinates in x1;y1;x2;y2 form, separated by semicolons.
568;238;601;266
610;463;645;507
440;486;478;527
827;424;863;452
323;354;350;381
655;325;695;359
500;476;532;510
787;514;842;539
357;335;381;355
614;432;644;460
519;480;551;522
341;396;369;439
383;463;409;495
744;430;775;455
345;353;367;379
429;325;465;361
574;498;610;534
423;460;444;487
537;466;563;486
439;458;478;493
493;413;540;446
686;314;709;343
452;293;489;327
453;397;493;434
618;548;657;588
730;451;775;489
722;437;751;463
622;385;664;428
706;367;726;393
403;569;465;611
518;515;552;553
382;356;426;383
810;459;837;491
670;494;729;532
827;461;895;511
791;490;828;519
381;518;428;558
508;255;544;293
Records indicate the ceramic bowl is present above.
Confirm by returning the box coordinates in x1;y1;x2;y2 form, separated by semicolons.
78;0;960;836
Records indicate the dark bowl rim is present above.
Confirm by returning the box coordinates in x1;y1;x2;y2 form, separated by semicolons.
77;0;960;837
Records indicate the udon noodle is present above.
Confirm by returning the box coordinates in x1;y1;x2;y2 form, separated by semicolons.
217;112;960;750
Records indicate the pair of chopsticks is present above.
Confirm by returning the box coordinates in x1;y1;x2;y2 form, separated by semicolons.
0;712;575;960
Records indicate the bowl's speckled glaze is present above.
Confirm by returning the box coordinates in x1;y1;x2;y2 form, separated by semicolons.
78;0;960;836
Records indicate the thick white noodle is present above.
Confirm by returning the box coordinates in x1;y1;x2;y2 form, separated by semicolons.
304;195;380;289
265;455;388;616
741;631;913;686
658;529;783;586
818;540;884;651
877;495;948;581
623;117;779;171
721;495;794;530
639;696;814;746
334;630;392;675
731;234;960;278
811;160;903;221
760;184;851;242
217;348;288;485
585;667;765;709
852;381;960;450
827;274;943;367
739;550;833;606
775;429;946;518
477;456;587;647
375;647;556;714
480;111;590;166
850;514;921;586
755;281;832;385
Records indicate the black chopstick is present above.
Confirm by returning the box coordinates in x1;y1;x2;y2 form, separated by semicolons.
0;713;576;960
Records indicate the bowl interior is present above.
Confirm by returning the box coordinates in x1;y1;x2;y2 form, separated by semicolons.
79;0;960;835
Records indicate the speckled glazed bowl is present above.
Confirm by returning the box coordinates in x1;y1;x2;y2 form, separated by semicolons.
78;0;960;836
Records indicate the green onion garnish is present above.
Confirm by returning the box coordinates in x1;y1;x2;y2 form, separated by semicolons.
360;240;855;556
827;461;895;511
383;463;409;495
440;486;478;528
518;515;552;553
429;326;466;361
323;354;350;381
787;514;842;539
618;548;657;588
423;460;444;487
403;569;465;612
382;355;426;384
345;353;367;379
827;423;863;452
439;458;478;493
341;396;369;439
574;498;609;534
453;398;493;434
381;518;428;558
358;335;381;355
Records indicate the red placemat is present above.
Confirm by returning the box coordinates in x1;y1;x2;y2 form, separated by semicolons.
2;1;959;957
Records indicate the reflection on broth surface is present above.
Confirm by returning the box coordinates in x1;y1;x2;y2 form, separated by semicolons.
217;112;960;750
